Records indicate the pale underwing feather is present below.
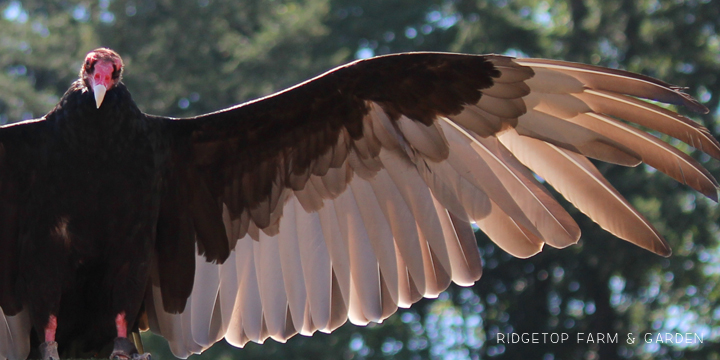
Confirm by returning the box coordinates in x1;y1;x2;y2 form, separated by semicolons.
347;277;371;326
575;89;720;160
516;109;642;166
293;199;333;333
190;249;222;346
521;67;585;94
367;169;427;296
471;134;580;246
0;309;30;360
316;200;352;316
378;149;454;289
182;297;205;355
416;222;448;298
480;80;531;99
238;236;264;343
487;56;535;83
527;90;718;198
447;212;483;281
396;115;450;161
417;157;488;222
276;198;307;335
257;229;289;339
440;119;544;240
332;189;384;322
476;94;527;118
500;129;672;255
394;246;413;308
475;200;545;258
449;104;508;137
431;196;482;286
515;58;707;111
349;178;400;305
218;247;239;338
369;103;403;151
346;148;383;180
579;113;718;199
295;177;324;213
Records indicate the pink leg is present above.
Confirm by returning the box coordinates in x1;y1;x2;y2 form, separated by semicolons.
111;311;151;360
44;315;57;342
115;312;128;338
40;315;60;360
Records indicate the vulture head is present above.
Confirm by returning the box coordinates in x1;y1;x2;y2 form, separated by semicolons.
80;48;124;108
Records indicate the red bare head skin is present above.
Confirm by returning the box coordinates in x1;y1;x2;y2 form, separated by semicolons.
81;48;123;108
81;48;123;91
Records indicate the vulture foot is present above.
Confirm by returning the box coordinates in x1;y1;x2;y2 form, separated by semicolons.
39;341;59;360
110;337;152;360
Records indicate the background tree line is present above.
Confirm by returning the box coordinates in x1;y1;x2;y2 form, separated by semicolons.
1;0;719;359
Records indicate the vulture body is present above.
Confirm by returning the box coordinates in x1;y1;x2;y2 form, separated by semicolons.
0;49;718;359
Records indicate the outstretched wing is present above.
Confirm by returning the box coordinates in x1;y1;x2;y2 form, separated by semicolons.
0;119;48;360
147;53;719;357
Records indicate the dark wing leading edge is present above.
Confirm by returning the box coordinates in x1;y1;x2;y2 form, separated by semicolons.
0;119;48;360
146;53;720;357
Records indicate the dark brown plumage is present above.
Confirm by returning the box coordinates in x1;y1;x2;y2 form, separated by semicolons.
0;49;717;359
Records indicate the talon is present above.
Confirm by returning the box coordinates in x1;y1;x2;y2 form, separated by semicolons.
111;337;139;360
40;341;59;360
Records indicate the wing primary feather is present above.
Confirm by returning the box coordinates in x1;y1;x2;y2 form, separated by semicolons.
575;89;720;160
525;91;720;200
500;129;672;256
515;58;709;112
581;112;718;200
516;108;642;167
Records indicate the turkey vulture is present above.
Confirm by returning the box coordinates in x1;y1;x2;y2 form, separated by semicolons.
0;48;717;360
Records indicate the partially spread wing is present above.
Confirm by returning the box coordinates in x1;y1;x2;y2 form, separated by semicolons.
148;53;719;357
0;119;48;360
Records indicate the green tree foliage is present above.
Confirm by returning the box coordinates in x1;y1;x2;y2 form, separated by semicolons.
1;0;719;359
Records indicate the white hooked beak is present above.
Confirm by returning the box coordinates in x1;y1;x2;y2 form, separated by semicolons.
94;84;107;109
